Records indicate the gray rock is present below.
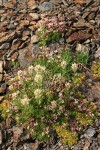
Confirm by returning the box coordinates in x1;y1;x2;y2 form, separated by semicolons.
94;47;100;59
7;24;16;29
86;128;96;137
38;2;54;11
0;83;6;94
0;43;10;50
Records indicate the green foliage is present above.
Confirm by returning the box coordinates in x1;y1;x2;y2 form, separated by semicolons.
76;51;89;65
54;125;78;146
11;60;20;67
0;47;96;146
37;30;61;46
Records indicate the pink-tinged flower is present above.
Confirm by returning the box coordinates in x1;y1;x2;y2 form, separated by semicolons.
71;127;75;132
51;100;57;107
53;115;58;121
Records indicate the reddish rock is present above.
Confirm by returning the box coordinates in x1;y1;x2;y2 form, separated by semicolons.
27;0;37;10
74;0;86;5
0;31;18;44
67;30;92;43
3;2;14;8
66;28;77;37
73;21;86;28
0;26;7;32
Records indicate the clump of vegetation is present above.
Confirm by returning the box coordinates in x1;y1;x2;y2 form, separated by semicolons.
10;60;20;67
0;46;96;146
53;125;78;146
91;61;100;78
36;16;66;46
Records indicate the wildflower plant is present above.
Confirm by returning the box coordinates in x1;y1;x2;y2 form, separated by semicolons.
0;46;96;146
36;16;66;46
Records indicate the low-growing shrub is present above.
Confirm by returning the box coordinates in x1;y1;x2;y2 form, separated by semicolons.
36;16;66;46
0;46;96;146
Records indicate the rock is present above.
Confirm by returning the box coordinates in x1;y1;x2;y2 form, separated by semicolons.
0;31;18;44
67;30;92;43
18;46;34;67
0;61;3;73
38;2;54;11
86;128;96;137
76;43;87;52
50;0;62;5
27;0;37;10
62;0;69;5
0;74;3;82
94;47;100;59
74;0;87;5
97;133;100;143
0;130;3;144
0;43;10;50
73;21;86;28
11;38;22;51
31;35;39;44
7;24;16;30
0;83;6;94
13;126;23;141
3;2;13;8
29;13;39;21
83;140;91;150
11;52;18;61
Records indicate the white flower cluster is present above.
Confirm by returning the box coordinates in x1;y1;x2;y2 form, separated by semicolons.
34;89;43;99
21;95;30;105
71;63;78;72
28;65;34;74
34;65;46;74
61;60;67;69
34;74;43;83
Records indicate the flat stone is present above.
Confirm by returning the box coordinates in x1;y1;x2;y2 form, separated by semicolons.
38;2;54;11
86;128;96;137
74;0;87;4
67;30;92;43
7;24;16;29
94;47;100;59
0;31;18;44
18;46;34;67
0;74;3;82
3;2;13;8
73;21;86;28
50;0;62;5
29;13;39;21
31;35;39;44
13;126;23;141
0;61;3;73
0;83;6;94
0;43;10;50
27;0;37;10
